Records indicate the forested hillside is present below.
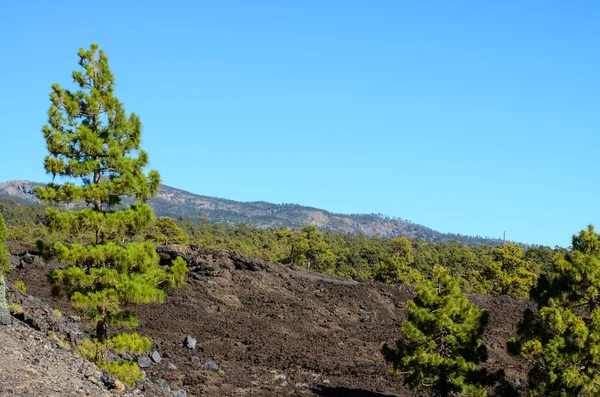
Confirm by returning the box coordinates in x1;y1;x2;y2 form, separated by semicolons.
0;191;559;297
1;180;505;245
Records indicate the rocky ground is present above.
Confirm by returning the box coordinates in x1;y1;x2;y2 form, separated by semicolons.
0;287;171;396
4;241;534;396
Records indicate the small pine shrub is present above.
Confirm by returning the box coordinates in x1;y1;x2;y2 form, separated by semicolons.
49;331;71;350
105;361;145;387
108;333;151;355
78;335;150;387
14;279;26;293
78;338;107;364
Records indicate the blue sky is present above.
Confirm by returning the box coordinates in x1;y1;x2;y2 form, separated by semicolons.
1;1;598;247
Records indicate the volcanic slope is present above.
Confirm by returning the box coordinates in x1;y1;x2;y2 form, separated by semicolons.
8;243;533;396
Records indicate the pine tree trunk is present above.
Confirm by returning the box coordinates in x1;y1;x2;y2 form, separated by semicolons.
96;319;106;343
439;368;449;397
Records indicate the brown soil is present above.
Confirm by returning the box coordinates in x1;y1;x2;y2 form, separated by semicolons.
7;243;533;396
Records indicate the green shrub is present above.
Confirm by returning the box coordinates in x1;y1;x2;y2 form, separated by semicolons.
107;332;151;355
78;336;147;387
105;360;145;387
14;279;26;293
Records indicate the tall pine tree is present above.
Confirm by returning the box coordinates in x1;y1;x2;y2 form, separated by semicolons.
511;225;600;396
382;265;488;397
35;44;186;343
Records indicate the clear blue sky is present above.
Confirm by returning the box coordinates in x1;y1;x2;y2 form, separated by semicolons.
1;1;598;248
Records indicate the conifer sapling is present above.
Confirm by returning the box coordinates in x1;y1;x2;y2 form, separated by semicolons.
382;265;488;397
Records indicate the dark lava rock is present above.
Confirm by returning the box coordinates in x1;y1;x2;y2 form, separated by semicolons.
100;370;116;389
17;253;36;269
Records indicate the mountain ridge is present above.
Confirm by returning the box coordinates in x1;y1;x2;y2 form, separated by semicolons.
0;180;505;246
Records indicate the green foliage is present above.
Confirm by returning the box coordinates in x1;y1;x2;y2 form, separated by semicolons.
78;336;146;387
104;360;145;387
282;225;335;272
475;243;538;298
34;44;177;343
0;198;46;227
14;279;26;293
107;332;151;355
3;186;560;299
33;45;188;390
78;338;108;363
8;303;22;314
145;217;190;245
177;218;556;291
374;236;423;285
162;256;189;288
382;265;488;397
512;225;600;396
0;214;10;275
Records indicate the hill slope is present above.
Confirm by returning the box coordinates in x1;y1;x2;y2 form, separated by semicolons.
0;180;504;245
7;242;531;396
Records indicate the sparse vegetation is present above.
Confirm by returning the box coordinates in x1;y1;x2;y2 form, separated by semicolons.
8;303;22;314
49;331;71;350
14;279;26;293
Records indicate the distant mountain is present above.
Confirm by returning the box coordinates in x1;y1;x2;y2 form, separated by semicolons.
0;180;504;246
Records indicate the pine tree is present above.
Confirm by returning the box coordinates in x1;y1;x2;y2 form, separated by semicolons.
34;44;186;344
382;265;488;397
511;225;600;396
145;217;190;245
0;214;12;325
375;236;423;285
286;226;335;271
476;243;537;298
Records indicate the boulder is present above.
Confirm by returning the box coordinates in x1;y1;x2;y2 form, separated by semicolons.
150;350;162;363
137;355;152;368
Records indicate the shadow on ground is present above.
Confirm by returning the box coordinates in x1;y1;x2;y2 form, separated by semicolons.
313;386;397;397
